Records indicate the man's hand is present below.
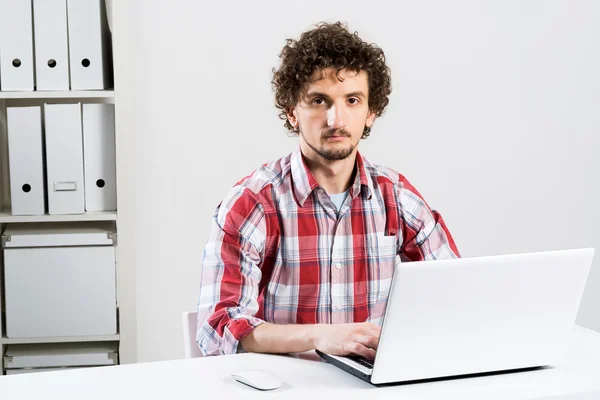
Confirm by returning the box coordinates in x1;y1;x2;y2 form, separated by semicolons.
311;322;381;360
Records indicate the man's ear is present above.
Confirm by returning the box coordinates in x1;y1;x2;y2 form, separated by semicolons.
286;107;299;130
365;110;377;128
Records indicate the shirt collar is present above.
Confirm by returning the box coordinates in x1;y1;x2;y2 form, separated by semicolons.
290;146;374;207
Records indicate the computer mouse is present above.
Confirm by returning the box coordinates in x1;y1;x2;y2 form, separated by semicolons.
231;369;283;391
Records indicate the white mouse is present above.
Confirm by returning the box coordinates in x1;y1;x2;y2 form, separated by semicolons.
231;369;283;391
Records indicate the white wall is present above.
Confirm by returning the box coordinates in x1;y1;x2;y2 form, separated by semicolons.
114;0;600;362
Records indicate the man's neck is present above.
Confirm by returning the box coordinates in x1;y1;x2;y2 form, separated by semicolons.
300;148;357;195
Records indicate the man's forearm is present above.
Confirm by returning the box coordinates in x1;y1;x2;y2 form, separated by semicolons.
240;321;381;359
240;323;317;354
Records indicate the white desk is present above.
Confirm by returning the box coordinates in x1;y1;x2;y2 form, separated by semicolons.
1;325;599;400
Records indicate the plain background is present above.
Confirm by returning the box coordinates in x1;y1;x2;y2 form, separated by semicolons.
112;0;600;362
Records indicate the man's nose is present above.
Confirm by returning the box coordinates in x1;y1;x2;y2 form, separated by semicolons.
327;104;347;129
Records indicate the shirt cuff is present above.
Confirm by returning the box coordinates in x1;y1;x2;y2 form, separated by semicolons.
225;315;266;355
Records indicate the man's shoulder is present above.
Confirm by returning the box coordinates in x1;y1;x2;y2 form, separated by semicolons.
362;156;419;197
233;153;293;196
362;155;403;186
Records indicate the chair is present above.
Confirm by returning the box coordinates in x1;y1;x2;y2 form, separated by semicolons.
182;311;203;358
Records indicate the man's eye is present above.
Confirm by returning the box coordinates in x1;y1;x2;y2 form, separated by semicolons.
348;98;359;105
312;98;325;105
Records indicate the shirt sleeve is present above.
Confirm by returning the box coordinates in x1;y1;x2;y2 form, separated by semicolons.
396;174;460;261
196;186;267;356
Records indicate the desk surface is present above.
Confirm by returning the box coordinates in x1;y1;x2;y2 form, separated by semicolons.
1;325;600;400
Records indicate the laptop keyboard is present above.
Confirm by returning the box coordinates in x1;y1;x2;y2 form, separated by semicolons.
347;356;374;369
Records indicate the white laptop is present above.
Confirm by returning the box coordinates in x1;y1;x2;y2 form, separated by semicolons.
317;248;595;385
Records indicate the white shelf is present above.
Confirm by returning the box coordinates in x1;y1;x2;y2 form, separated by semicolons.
0;209;117;223
0;90;114;99
0;334;120;345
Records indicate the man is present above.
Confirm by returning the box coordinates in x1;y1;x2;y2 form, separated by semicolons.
197;21;460;359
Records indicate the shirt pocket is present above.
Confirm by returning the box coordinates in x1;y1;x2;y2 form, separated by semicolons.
366;234;398;318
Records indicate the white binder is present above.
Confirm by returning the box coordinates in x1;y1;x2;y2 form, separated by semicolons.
0;0;35;91
33;0;70;91
44;103;85;214
82;104;117;211
6;107;46;215
66;0;113;90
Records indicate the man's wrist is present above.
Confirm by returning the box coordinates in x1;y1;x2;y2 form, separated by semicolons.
306;324;320;350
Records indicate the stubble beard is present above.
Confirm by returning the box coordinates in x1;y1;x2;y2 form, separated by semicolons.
299;126;358;161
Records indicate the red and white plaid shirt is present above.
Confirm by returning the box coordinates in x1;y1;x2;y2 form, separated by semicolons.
196;147;460;356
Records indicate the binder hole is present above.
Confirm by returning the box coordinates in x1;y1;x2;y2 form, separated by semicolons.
22;184;31;193
82;58;91;67
96;179;105;188
48;59;57;68
12;59;22;68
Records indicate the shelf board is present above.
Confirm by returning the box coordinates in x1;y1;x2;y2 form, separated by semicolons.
0;334;120;345
0;209;117;223
0;90;114;99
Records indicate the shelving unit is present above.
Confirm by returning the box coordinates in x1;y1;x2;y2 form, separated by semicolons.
0;91;119;376
0;91;120;375
0;0;123;376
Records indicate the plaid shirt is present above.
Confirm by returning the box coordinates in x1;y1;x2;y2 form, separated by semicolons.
196;148;460;356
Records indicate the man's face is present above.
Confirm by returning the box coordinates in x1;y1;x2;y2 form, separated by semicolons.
287;67;376;161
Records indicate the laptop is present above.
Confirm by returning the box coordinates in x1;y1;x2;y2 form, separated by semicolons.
317;248;595;385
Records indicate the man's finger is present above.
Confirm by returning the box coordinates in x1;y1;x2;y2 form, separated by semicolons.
351;334;379;350
346;342;377;360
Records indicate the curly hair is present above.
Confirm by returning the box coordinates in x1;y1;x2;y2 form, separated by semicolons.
272;21;392;138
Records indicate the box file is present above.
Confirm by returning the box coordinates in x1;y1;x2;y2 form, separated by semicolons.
82;104;117;211
6;106;46;215
0;0;35;91
2;222;118;338
44;103;85;214
67;0;113;89
33;0;71;90
4;342;118;371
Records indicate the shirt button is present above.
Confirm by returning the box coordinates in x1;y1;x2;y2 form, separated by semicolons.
335;262;342;269
334;304;342;310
